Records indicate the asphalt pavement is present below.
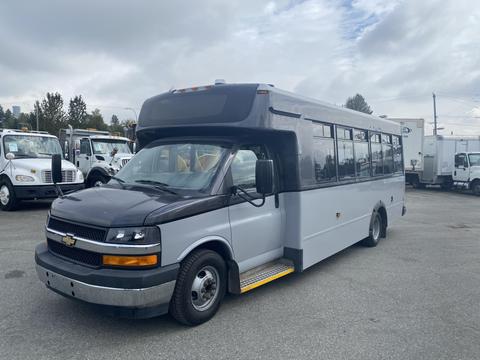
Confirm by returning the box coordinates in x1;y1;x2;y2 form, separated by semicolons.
0;189;479;360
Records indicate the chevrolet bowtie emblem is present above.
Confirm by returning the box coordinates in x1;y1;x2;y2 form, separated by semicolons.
62;234;76;247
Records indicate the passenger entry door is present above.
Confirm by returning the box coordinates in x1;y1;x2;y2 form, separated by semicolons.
228;147;284;273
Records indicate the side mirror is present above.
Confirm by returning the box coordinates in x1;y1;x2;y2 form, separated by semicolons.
255;159;274;195
6;152;15;160
51;154;63;184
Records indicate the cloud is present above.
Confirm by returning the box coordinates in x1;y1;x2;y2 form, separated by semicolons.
0;0;479;134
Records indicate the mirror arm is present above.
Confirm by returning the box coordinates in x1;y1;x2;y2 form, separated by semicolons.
54;183;64;199
233;186;265;207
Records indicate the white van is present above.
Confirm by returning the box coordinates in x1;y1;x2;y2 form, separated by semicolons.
0;129;84;210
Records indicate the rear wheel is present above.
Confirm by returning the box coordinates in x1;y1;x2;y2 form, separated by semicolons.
0;178;19;211
411;176;426;189
361;211;383;247
169;249;226;326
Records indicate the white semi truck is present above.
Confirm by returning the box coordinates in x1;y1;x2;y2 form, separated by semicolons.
59;127;134;187
406;135;480;194
0;128;84;211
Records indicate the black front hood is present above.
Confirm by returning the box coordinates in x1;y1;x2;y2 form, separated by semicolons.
50;186;179;227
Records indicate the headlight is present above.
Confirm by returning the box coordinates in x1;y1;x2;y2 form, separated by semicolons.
77;170;84;181
105;226;161;245
15;175;35;182
107;167;117;175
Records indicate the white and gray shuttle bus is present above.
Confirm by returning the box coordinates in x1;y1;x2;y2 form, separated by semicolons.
35;83;406;325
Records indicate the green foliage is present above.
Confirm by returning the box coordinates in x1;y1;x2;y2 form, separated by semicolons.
68;95;88;128
345;94;373;114
1;94;135;137
86;108;108;131
41;92;67;135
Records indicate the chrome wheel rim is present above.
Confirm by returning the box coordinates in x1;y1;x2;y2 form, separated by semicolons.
372;215;381;240
191;266;219;312
0;185;9;206
94;180;104;187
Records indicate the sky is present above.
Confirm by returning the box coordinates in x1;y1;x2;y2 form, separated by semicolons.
0;0;479;135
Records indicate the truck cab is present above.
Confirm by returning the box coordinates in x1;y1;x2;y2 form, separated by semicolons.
0;129;84;211
453;152;480;195
60;128;134;187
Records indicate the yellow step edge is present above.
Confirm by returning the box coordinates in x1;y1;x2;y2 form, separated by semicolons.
240;267;295;294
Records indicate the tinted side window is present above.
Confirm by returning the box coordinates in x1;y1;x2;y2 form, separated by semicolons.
371;133;383;176
454;154;465;168
393;135;403;173
354;130;370;177
313;123;336;183
383;134;393;174
231;147;267;189
337;127;354;180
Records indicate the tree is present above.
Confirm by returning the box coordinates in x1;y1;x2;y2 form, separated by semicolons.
86;108;108;131
345;94;373;114
109;114;124;134
0;105;4;127
68;95;88;128
3;109;18;129
41;92;67;135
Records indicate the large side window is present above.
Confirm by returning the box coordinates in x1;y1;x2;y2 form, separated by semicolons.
382;134;394;174
80;139;91;155
231;146;267;189
354;129;370;177
337;127;355;180
393;135;403;173
313;122;336;183
371;133;383;176
454;153;467;168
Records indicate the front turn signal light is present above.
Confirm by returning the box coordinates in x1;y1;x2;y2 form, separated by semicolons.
102;254;158;267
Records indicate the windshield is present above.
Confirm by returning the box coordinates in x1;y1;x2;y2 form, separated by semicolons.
3;135;62;159
91;139;131;155
469;153;480;166
115;142;229;192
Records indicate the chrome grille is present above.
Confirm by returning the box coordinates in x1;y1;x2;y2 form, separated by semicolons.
42;170;76;183
121;158;130;167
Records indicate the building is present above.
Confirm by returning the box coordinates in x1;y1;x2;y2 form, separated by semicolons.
12;106;21;118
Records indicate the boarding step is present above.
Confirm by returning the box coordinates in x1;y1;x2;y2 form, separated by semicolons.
240;259;294;293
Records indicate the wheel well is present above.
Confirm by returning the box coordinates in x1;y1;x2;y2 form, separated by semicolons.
377;206;388;237
194;240;233;262
470;178;480;187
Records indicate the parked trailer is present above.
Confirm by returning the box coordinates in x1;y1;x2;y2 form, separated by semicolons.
410;135;480;191
35;82;406;325
389;118;424;185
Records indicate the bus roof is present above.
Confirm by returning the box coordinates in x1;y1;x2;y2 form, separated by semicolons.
137;82;400;136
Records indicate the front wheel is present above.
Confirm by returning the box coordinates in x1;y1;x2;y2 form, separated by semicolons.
471;180;480;196
169;249;227;326
0;178;19;211
87;174;108;188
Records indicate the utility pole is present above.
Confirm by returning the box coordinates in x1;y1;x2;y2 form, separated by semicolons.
432;92;438;136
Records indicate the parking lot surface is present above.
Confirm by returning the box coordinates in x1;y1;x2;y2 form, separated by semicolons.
0;189;479;360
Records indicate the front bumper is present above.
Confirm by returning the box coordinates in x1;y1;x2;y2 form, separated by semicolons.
15;183;84;200
35;243;178;317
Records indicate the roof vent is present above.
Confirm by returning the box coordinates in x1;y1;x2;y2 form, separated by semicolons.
214;79;226;85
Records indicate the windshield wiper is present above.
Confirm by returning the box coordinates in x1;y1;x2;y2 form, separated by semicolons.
109;176;126;189
134;180;178;195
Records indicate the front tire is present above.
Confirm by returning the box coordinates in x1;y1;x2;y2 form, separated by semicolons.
471;180;480;196
169;249;227;326
361;211;383;247
0;178;19;211
87;174;108;188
